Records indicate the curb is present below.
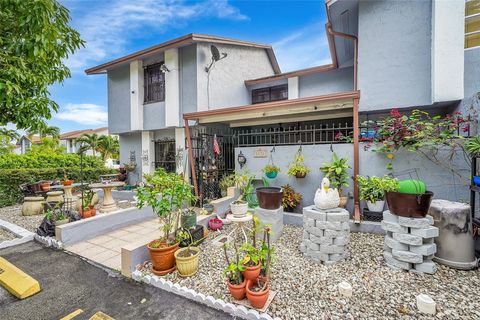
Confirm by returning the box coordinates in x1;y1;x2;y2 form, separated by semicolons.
131;270;280;320
0;219;35;249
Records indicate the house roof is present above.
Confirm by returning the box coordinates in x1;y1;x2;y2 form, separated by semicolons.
16;135;41;145
60;127;108;140
85;33;281;75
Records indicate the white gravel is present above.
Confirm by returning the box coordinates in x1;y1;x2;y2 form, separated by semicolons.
0;205;43;233
0;228;18;242
139;223;480;319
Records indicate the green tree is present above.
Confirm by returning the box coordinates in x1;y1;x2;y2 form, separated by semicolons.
0;135;16;155
29;137;65;154
76;133;100;157
98;135;119;160
27;125;60;139
0;0;84;134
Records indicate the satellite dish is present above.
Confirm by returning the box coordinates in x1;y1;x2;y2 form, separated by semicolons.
211;45;221;61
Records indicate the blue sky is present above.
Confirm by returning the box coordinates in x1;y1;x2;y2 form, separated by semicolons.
49;0;330;133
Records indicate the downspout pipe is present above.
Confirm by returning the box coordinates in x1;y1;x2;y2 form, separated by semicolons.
326;21;361;223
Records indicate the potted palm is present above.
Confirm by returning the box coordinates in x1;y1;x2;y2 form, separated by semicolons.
287;153;310;178
357;175;398;212
262;164;280;179
223;242;246;300
136;168;196;276
320;153;350;208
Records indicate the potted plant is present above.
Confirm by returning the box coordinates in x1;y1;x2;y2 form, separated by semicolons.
230;171;257;216
174;229;202;277
357;175;398;212
240;216;263;281
208;217;223;231
223;242;246;300
136;168;196;276
287;153;310;178
181;208;197;230
202;199;214;214
62;171;74;186
281;184;302;212
45;203;70;226
219;174;235;197
465;136;480;185
262;164;280;179
81;190;96;218
246;226;273;309
320;153;350;208
40;180;51;191
385;178;434;218
231;199;249;217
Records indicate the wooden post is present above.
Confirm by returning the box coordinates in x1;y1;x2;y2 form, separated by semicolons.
353;97;361;223
184;118;199;197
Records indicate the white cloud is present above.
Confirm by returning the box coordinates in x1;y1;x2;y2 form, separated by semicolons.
272;23;332;72
66;0;247;72
56;103;108;125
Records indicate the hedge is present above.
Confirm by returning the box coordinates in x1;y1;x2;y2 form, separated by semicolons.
0;167;116;207
0;153;104;169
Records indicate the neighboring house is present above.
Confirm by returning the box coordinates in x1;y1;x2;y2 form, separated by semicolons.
60;127;109;155
15;135;42;154
86;1;480;216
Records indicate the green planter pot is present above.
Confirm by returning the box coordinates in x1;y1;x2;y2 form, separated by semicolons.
265;171;278;179
181;211;197;229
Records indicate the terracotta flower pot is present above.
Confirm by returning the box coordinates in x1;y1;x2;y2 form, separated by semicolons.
40;182;51;191
62;180;74;186
246;279;270;309
147;240;179;276
227;279;246;300
339;196;348;208
174;247;200;277
243;263;261;282
81;205;96;218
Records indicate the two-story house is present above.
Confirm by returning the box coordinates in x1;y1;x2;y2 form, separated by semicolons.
87;0;480;219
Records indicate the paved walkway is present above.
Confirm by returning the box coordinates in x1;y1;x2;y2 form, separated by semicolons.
0;242;232;319
65;219;160;270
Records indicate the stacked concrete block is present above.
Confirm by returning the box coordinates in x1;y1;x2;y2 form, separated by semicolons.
299;205;350;265
382;210;439;274
254;207;283;242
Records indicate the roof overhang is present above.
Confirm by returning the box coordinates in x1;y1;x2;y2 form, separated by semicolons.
85;33;281;75
183;91;359;127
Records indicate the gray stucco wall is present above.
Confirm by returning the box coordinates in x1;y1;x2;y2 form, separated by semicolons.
235;143;469;213
196;43;275;111
357;0;432;111
108;65;131;134
119;132;142;185
465;47;480;97
180;45;198;115
299;67;354;97
143;102;166;130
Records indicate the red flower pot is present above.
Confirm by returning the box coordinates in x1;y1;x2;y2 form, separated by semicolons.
227;279;246;300
208;218;223;231
243;263;261;282
246;279;270;309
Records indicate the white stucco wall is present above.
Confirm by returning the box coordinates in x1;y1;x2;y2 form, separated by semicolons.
431;0;465;102
196;43;275;111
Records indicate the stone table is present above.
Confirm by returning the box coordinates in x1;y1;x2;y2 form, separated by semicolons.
89;182;125;213
50;183;88;198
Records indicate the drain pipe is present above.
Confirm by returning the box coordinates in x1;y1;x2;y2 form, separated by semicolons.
326;22;361;223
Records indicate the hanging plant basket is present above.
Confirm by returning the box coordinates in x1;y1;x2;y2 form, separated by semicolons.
265;171;278;179
287;145;310;179
262;148;280;179
295;172;306;178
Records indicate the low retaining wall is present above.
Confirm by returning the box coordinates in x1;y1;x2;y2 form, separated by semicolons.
0;219;34;249
56;206;155;246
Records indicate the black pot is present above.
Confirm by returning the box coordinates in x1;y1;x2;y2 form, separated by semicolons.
256;187;282;210
295;172;306;178
385;191;434;218
181;211;197;229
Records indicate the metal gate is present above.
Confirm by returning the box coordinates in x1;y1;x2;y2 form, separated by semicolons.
154;138;176;172
189;127;235;203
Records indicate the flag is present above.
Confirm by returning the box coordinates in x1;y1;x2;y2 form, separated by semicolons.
213;134;220;155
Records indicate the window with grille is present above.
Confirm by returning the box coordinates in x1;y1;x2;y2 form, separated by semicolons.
251;84;288;104
144;63;165;103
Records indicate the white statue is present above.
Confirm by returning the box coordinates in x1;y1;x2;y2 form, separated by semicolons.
314;177;340;210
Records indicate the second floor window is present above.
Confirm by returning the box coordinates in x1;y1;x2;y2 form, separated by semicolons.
144;63;165;103
252;84;288;104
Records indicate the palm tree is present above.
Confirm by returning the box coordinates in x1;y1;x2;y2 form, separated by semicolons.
76;133;100;157
27;125;60;139
97;135;119;160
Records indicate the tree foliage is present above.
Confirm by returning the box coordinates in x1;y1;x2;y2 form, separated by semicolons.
98;135;119;160
0;0;84;132
76;133;100;157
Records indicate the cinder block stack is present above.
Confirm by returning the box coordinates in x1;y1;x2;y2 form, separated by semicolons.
299;205;350;265
382;210;439;274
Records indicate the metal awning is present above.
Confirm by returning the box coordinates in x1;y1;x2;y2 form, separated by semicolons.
183;91;359;126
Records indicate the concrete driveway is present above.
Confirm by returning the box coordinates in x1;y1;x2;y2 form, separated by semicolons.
0;242;232;320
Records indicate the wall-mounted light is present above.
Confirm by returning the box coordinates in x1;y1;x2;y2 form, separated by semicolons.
160;64;170;73
237;151;247;168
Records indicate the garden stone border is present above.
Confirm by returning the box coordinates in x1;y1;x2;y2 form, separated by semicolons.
0;218;35;249
34;234;64;249
131;270;281;320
